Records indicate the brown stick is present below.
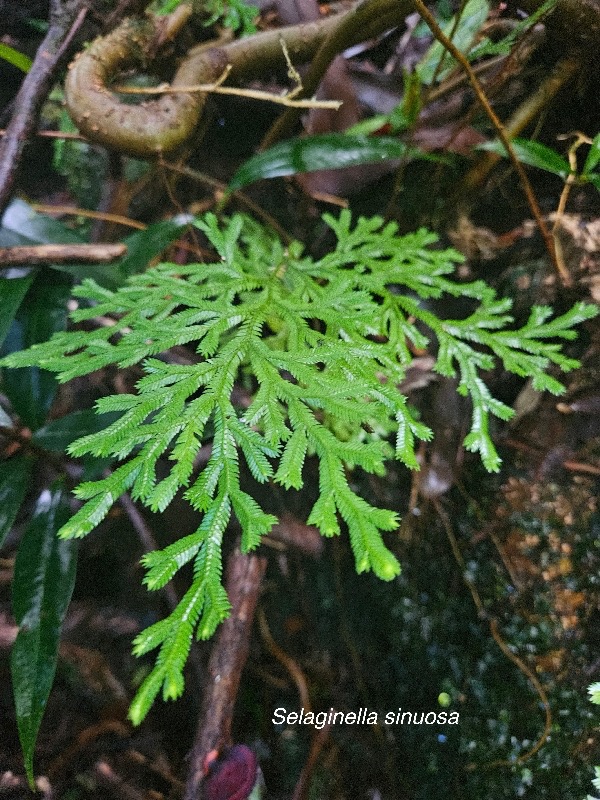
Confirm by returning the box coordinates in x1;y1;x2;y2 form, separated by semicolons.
184;547;267;800
463;57;579;191
0;243;127;266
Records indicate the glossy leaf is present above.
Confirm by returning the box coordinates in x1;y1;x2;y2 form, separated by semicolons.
417;0;490;85
228;134;418;191
32;409;123;452
478;138;571;178
1;273;72;430
583;133;600;176
11;489;77;787
118;220;184;279
0;456;33;549
0;275;34;349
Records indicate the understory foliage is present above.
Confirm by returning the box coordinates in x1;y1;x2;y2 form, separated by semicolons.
2;211;595;723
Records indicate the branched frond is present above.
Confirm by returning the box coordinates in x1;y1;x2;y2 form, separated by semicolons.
2;209;595;722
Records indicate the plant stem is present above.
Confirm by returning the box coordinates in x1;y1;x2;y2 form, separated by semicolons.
260;0;414;149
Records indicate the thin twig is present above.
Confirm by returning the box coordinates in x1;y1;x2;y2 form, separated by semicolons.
411;0;565;285
0;129;87;141
463;57;579;189
32;204;148;230
93;761;148;800
258;606;312;712
562;459;600;476
161;160;293;243
117;494;179;614
291;725;331;800
485;620;552;765
112;69;342;109
551;132;592;286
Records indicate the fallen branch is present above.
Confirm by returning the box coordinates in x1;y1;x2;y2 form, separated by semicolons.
0;243;126;266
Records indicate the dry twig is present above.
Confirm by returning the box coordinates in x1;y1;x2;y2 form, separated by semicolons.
112;65;342;110
0;243;126;266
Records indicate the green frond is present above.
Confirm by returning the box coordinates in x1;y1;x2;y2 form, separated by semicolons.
128;670;165;726
275;427;308;489
3;208;595;724
142;533;203;589
228;416;277;482
230;489;277;550
58;492;118;539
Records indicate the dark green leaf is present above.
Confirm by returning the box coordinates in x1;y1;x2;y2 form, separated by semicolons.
586;173;600;192
477;138;571;178
11;489;77;787
0;276;34;349
0;456;33;549
118;220;184;279
0;198;83;248
32;410;123;452
228;134;422;191
1;273;72;430
583;134;600;176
